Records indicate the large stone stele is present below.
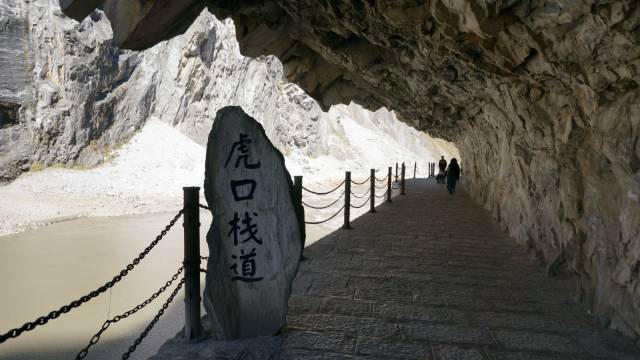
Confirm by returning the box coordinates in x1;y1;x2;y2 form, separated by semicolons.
203;106;302;340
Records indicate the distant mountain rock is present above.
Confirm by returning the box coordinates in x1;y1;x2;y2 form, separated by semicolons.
0;1;450;184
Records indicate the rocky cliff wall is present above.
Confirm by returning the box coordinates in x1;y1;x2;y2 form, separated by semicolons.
0;1;341;182
0;0;144;181
54;0;640;342
0;0;454;239
207;0;640;341
135;13;337;159
460;74;640;340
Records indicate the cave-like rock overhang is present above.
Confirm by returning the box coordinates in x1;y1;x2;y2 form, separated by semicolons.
59;0;550;141
59;0;640;342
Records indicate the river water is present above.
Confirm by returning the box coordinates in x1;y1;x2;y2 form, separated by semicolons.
0;178;398;360
0;209;337;360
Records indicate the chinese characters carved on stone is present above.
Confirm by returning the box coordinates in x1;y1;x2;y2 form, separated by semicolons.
226;133;264;282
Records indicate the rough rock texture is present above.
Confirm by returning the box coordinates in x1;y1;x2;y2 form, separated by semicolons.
0;1;339;182
0;0;147;182
136;12;336;158
58;0;640;341
0;0;455;237
203;106;301;339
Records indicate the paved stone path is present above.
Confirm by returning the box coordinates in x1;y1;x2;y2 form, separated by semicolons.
281;179;640;359
153;179;640;360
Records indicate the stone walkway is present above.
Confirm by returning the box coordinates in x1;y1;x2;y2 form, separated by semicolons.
153;179;640;360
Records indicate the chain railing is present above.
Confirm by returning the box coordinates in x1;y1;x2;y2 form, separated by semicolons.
299;163;407;229
374;182;388;189
350;176;370;185
350;188;370;199
304;205;346;225
302;180;345;195
301;191;345;210
121;278;185;360
0;210;184;345
375;189;389;198
75;266;185;359
0;205;199;360
350;197;370;209
1;163;414;358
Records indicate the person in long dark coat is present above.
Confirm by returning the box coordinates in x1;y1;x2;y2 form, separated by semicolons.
446;158;460;194
438;156;447;173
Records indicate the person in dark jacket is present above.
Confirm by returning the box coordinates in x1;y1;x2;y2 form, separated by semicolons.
446;158;460;194
438;156;447;173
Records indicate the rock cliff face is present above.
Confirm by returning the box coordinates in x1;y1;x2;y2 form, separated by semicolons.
0;0;454;236
135;13;335;159
56;0;640;341
223;0;640;341
0;0;142;181
0;0;338;182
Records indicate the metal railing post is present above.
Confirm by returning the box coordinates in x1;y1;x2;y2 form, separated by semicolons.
395;162;398;182
369;169;376;213
183;187;202;340
401;163;406;195
414;162;417;179
343;171;352;229
293;176;305;260
387;166;392;203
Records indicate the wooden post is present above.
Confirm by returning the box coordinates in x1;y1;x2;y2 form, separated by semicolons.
183;187;202;340
293;176;305;260
413;162;417;179
395;163;398;182
369;169;376;213
387;166;392;203
401;163;406;195
343;171;352;229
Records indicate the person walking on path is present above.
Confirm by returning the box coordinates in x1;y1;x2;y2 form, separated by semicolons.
446;158;461;194
438;156;447;173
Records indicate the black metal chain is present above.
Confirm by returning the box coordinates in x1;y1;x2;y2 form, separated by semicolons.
375;189;389;198
375;175;388;182
350;176;370;185
75;267;184;359
302;181;345;195
0;210;183;345
121;279;185;360
199;204;210;210
200;268;207;273
350;188;370;199
374;183;387;189
305;205;345;225
350;197;371;209
302;191;345;210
